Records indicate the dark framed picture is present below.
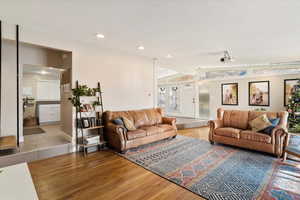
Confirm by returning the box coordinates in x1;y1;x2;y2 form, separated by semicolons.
249;81;270;106
221;83;238;105
284;79;300;106
81;118;90;128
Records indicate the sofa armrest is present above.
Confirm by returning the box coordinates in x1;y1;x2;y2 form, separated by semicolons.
208;120;223;130
106;122;126;134
105;122;127;152
271;126;289;156
162;117;176;126
208;120;223;143
162;117;177;133
275;124;288;132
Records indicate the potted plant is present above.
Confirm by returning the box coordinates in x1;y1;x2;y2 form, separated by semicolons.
93;101;102;112
69;84;95;109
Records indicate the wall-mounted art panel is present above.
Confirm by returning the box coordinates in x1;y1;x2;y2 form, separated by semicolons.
249;81;270;106
221;83;238;105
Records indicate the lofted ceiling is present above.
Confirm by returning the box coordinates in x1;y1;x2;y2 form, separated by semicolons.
1;0;300;73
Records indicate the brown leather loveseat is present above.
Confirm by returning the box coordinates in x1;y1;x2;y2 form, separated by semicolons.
209;108;289;157
103;108;177;153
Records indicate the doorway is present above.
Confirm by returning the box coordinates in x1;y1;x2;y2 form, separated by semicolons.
199;84;210;120
181;84;196;118
21;43;72;152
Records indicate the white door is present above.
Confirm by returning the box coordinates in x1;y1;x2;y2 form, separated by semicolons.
181;85;195;118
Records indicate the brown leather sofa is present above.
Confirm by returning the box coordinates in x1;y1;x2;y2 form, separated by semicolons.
103;108;177;153
209;108;289;157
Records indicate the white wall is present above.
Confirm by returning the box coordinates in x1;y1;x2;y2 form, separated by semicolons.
2;40;17;137
72;45;154;110
207;73;300;119
1;23;155;141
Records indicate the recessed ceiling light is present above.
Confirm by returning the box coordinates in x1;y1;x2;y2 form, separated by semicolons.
40;70;47;75
166;54;173;58
137;45;145;50
96;33;105;39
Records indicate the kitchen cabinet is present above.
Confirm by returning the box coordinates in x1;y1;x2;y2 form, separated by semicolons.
38;104;60;124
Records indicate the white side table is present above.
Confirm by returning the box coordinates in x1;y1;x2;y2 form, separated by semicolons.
0;163;39;200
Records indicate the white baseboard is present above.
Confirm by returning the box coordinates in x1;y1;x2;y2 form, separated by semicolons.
19;136;24;143
62;133;73;143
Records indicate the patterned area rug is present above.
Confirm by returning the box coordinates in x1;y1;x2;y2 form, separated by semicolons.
120;135;300;200
287;134;300;158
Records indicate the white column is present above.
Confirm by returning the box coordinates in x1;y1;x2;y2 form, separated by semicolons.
194;82;200;119
153;58;158;108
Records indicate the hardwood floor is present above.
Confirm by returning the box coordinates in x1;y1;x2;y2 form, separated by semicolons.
28;127;209;200
178;126;209;141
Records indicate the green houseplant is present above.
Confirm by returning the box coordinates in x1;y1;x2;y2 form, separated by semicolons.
69;84;97;109
287;80;300;133
92;101;102;112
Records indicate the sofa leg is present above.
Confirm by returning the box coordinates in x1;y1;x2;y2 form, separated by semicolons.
283;152;287;162
210;141;214;145
277;154;282;159
120;150;128;154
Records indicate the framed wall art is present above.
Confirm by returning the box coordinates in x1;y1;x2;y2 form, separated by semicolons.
221;83;238;105
249;81;270;106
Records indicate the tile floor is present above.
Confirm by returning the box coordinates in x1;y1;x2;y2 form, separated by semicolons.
20;125;71;152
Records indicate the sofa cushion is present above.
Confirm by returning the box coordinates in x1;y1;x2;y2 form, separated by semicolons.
248;111;278;129
128;109;162;128
249;114;272;132
107;111;134;123
126;129;146;140
122;117;136;131
223;110;249;130
261;118;280;135
140;126;162;136
106;108;163;129
240;130;272;144
144;109;163;125
215;127;241;139
128;110;149;128
248;111;278;122
157;124;174;132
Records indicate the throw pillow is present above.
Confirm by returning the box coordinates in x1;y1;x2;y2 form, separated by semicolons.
112;117;125;126
122;117;136;131
112;117;127;131
249;114;272;132
261;118;280;135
